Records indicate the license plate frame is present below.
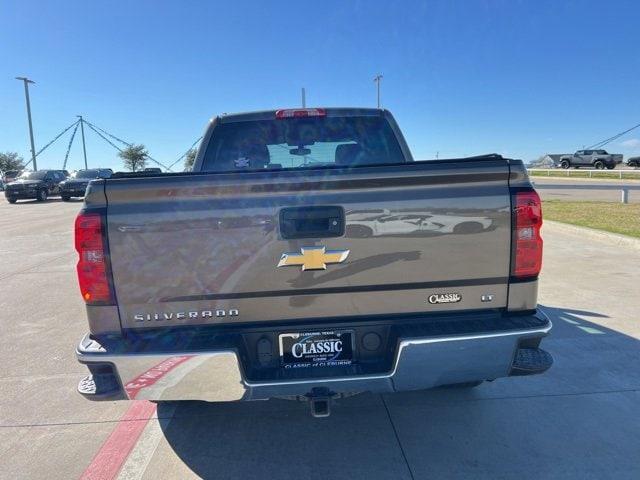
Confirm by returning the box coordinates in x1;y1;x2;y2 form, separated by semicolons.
278;331;354;369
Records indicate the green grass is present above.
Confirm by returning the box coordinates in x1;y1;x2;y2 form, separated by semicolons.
543;200;640;238
529;170;640;180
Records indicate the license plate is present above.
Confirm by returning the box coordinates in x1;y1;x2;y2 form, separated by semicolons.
279;331;354;369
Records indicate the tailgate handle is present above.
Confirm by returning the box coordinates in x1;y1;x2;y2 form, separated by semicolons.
279;206;345;239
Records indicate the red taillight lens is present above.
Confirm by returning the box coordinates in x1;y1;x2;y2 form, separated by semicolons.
275;108;326;119
75;212;113;304
512;190;543;279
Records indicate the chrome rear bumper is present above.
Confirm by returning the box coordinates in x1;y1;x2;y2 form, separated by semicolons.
76;319;552;402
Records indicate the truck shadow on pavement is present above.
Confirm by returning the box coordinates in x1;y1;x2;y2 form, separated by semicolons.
155;305;640;480
7;197;83;204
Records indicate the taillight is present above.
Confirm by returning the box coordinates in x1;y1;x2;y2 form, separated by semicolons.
275;108;326;119
75;212;114;305
511;190;543;280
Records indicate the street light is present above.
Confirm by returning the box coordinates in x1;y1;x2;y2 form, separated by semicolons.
15;76;37;171
373;74;383;109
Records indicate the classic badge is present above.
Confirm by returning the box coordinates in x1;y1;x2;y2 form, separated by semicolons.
427;293;462;304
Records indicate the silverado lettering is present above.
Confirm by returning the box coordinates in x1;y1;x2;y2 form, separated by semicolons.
133;309;240;322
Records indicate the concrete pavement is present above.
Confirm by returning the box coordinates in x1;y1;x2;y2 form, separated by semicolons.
0;198;639;479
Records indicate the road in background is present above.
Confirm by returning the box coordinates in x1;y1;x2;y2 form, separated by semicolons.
0;200;639;479
533;177;640;203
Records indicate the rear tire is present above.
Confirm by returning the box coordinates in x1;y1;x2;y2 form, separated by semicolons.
36;189;48;202
594;160;605;170
605;164;615;170
560;159;570;169
7;197;17;204
61;195;71;202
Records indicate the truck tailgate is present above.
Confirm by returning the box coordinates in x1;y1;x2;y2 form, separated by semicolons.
104;160;512;329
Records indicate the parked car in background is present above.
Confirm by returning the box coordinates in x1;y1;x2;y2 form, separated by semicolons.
559;150;623;170
626;156;640;168
4;169;67;203
59;168;113;201
143;167;163;173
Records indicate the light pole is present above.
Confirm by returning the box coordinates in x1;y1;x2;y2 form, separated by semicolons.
77;115;88;169
15;77;37;171
373;74;383;109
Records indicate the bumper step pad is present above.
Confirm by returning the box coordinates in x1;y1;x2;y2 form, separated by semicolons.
78;373;124;400
510;348;553;376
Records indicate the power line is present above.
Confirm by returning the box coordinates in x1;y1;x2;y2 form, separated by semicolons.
167;135;203;170
586;122;640;149
22;120;80;169
35;120;79;157
62;122;81;170
22;115;177;172
83;120;131;148
84;121;124;153
82;119;172;171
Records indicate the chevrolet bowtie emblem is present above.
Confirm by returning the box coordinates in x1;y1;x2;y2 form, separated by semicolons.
277;246;350;271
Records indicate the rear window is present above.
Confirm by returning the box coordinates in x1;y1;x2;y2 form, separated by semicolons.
201;115;406;172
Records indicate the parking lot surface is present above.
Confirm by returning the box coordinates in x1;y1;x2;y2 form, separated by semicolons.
0;198;639;479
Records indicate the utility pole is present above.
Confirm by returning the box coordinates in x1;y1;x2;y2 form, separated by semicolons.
15;77;37;171
373;74;383;109
77;115;88;169
301;87;306;108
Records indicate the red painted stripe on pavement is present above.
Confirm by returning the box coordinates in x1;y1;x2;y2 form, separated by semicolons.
80;355;193;479
79;400;156;480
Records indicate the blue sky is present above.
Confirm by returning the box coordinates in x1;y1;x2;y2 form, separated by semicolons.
2;0;640;171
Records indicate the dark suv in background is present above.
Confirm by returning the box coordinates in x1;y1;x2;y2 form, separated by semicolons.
4;170;67;203
59;168;112;201
626;156;640;168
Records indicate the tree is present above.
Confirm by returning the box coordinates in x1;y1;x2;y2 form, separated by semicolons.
0;152;25;172
184;148;197;171
119;144;148;172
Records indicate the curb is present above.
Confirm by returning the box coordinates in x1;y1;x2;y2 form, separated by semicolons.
544;220;640;251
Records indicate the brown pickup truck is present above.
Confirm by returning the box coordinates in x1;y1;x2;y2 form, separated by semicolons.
75;108;551;416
